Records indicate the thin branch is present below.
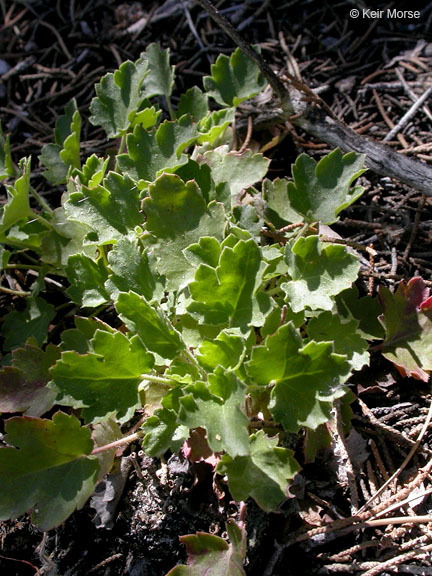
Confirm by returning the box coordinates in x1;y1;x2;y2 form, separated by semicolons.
358;393;432;514
384;83;432;142
194;0;432;195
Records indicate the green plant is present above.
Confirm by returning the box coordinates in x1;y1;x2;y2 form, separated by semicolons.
0;43;431;571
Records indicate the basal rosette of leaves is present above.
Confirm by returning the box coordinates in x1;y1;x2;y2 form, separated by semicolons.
1;43;421;570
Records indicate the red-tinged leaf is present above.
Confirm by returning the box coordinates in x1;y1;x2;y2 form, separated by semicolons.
379;277;432;381
182;428;220;467
421;296;432;311
0;412;99;531
0;343;60;416
166;520;246;576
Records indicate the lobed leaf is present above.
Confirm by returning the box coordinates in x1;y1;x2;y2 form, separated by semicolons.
282;236;359;312
89;56;149;138
335;286;385;340
74;154;109;188
105;237;161;301
179;369;250;457
167;520;246;576
198;108;235;145
0;412;99;531
0;157;33;234
204;146;269;206
141;173;225;290
287;149;365;224
203;47;266;107
51;330;154;424
262;177;303;227
141;388;188;456
197;331;245;372
115;291;186;362
40;207;97;267
217;431;300;511
117;116;198;182
379;277;432;381
65;171;142;245
65;253;109;307
188;238;262;329
246;322;350;432
39;99;81;185
2;295;55;351
0;343;60;416
141;43;175;101
178;86;209;121
307;311;369;372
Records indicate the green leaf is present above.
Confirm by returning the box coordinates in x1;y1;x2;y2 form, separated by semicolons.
141;407;188;457
178;86;209;121
40;207;97;267
204;146;269;205
282;236;359;312
188;238;262;329
40;99;81;185
141;43;175;100
0;343;60;416
74;154;109;188
175;160;213;204
287;149;366;224
130;105;161;129
142;173;225;290
65;172;142;245
378;277;432;381
115;291;185;362
65;253;109;307
217;431;300;511
0;122;14;179
165;360;201;386
60;316;114;354
335;286;385;340
39;144;68;186
167;520;246;576
117;117;198;182
89;56;149;138
184;236;221;269
0;245;11;270
179;369;249;457
0;157;33;234
105;237;160;301
2;296;55;351
0;412;99;531
262;178;303;226
51;330;154;424
246;323;350;432
307;311;369;372
198;108;235;145
203;47;266;106
141;388;188;456
197;331;245;372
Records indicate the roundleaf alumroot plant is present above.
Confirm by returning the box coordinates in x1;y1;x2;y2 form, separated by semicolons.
1;42;429;572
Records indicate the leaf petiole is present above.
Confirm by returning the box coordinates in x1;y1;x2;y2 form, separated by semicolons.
166;95;175;121
30;187;53;215
140;374;176;386
91;430;145;455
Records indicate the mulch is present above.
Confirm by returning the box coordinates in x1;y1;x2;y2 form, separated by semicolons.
1;1;432;574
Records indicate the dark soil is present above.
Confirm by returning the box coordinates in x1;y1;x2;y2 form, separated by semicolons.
1;1;432;575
